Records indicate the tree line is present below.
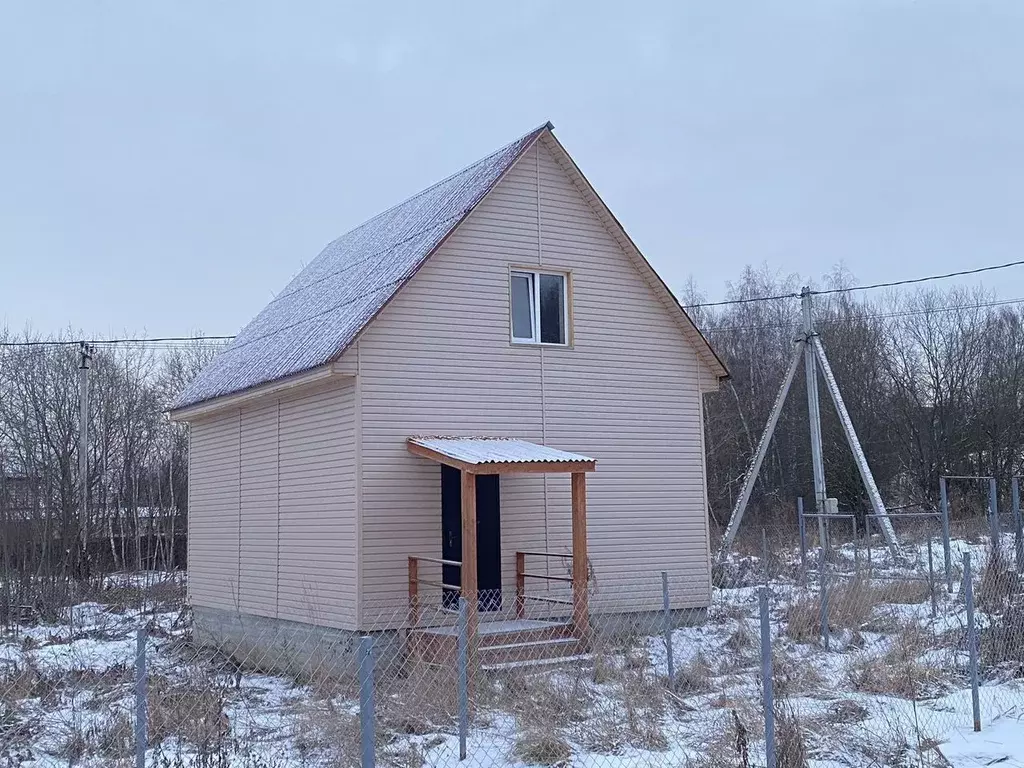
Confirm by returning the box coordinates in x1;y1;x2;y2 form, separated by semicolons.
0;333;219;613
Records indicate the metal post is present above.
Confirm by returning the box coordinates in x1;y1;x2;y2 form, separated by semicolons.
759;587;777;768
797;497;807;584
989;477;1000;554
802;289;828;553
762;529;770;588
811;336;899;557
963;552;981;732
866;515;872;573
662;571;675;687
358;636;376;767
927;539;937;619
457;597;469;761
716;342;805;562
78;342;93;568
940;477;952;592
819;551;829;652
1014;477;1023;574
852;517;860;574
135;625;147;768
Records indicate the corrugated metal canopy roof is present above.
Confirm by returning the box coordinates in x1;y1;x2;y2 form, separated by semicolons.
407;437;595;469
171;123;551;410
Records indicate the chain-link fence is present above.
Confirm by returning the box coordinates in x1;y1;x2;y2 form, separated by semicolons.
1;520;1023;767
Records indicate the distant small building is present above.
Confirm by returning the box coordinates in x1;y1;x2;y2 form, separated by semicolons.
170;123;728;666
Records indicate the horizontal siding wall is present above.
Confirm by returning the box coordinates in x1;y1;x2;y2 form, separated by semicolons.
356;138;713;626
188;410;241;611
187;377;358;630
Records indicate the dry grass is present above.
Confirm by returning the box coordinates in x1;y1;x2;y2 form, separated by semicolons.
848;625;947;699
514;728;573;766
772;649;825;698
774;702;809;768
147;672;231;751
671;653;715;695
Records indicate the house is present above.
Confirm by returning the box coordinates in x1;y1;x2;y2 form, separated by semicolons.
169;122;728;669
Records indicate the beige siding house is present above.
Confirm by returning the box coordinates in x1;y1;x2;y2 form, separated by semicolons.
170;123;728;659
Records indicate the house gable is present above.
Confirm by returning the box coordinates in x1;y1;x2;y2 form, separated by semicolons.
350;138;716;617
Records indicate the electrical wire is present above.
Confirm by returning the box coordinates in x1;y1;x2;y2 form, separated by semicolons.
684;258;1024;309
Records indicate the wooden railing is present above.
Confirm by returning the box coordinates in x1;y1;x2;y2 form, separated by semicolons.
515;551;574;619
407;555;461;626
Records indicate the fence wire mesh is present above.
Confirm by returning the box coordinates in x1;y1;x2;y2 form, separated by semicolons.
1;519;1023;767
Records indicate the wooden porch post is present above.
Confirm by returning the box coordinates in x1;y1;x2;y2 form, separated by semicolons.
460;470;478;654
571;472;589;636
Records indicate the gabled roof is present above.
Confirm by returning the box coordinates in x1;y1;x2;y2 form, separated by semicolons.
172;123;727;413
172;123;550;410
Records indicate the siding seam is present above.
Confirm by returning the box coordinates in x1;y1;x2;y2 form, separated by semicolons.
537;144;550;561
276;400;281;619
237;409;242;609
354;342;363;628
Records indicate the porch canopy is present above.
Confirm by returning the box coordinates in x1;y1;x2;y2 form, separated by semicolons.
406;436;596;635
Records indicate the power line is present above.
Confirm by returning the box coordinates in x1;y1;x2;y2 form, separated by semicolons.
710;296;1024;333
811;259;1024;296
0;335;233;348
684;258;1024;309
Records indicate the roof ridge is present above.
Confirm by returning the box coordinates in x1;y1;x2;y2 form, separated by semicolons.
262;122;553;309
333;122;551;246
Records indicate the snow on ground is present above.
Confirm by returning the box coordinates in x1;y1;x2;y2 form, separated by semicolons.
1;532;1023;766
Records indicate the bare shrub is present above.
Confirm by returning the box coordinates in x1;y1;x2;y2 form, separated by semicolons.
872;579;932;606
514;728;573;766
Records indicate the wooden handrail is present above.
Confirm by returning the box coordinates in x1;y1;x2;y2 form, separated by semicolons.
411;555;463;567
516;550;574;619
409;555;463;627
516;550;571;559
522;572;573;583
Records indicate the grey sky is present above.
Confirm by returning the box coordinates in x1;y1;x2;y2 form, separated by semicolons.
3;1;1023;338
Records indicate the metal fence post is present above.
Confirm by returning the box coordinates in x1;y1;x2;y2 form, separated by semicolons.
762;528;770;589
1013;477;1023;574
989;477;1000;554
940;477;952;592
759;587;777;768
797;498;807;585
819;556;830;652
358;636;376;768
135;625;147;768
662;571;675;687
457;597;469;761
865;515;872;574
963;552;981;732
927;539;937;619
852;517;860;574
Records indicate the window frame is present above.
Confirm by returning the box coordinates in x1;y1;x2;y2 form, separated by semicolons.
508;267;572;347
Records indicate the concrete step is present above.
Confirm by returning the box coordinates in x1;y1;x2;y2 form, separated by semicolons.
479;636;583;666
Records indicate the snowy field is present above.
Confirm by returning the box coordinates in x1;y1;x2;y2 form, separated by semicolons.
0;531;1023;767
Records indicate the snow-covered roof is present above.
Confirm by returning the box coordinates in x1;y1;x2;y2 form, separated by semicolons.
407;437;595;467
172;123;552;411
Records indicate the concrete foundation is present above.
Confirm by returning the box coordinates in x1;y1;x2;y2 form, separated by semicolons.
192;603;709;678
193;605;403;679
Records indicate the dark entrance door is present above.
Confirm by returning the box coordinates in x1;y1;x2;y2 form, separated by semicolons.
441;465;502;611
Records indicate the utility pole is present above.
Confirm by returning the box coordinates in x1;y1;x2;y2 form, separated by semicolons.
78;341;93;571
801;288;828;550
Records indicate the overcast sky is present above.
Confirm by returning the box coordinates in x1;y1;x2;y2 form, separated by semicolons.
3;1;1023;338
